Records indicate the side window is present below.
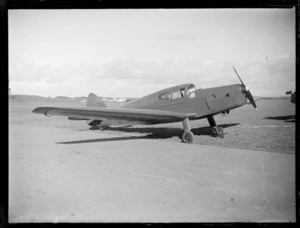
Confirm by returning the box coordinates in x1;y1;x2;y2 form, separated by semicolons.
172;90;181;99
159;92;171;100
187;86;196;98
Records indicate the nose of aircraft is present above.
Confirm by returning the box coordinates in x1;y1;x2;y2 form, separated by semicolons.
241;85;257;109
233;66;257;109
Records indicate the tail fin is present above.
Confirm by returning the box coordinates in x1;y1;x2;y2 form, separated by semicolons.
86;93;106;108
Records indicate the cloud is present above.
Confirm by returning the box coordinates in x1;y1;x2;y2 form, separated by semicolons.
9;55;295;97
7;58;231;96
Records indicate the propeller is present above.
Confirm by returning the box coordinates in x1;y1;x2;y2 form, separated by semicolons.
232;66;257;109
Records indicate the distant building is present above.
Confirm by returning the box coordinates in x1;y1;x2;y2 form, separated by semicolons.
117;98;126;102
79;99;87;103
101;97;129;103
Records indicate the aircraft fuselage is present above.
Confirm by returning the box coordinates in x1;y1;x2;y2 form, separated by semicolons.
122;84;247;120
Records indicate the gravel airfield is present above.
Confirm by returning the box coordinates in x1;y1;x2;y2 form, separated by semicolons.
9;96;296;222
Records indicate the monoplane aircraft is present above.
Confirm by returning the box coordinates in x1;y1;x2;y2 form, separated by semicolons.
285;90;296;104
33;66;257;143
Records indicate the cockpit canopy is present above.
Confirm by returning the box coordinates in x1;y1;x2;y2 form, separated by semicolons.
159;84;196;101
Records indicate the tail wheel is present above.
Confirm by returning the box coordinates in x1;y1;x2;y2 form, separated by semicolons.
182;131;194;144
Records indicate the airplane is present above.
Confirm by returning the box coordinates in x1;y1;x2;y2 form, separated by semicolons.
32;66;257;144
285;90;296;104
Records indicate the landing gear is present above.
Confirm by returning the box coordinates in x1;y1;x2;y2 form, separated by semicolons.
212;126;224;138
207;115;225;138
182;131;194;143
182;118;194;144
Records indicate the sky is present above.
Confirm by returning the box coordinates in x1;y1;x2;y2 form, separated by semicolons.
9;9;295;98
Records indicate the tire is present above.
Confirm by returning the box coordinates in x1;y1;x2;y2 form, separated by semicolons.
182;131;194;144
217;127;224;138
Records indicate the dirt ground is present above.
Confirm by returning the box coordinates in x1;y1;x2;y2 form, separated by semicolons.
10;98;295;154
8;97;296;222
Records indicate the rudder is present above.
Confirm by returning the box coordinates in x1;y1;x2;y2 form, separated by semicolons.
86;93;106;107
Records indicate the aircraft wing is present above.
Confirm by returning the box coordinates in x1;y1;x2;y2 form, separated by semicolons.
32;106;197;124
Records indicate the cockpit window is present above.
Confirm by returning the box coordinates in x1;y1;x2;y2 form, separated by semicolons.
172;90;181;99
187;85;196;98
159;86;192;101
159;92;171;100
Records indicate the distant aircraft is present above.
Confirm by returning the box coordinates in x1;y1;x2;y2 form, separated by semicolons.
33;66;257;143
285;90;296;104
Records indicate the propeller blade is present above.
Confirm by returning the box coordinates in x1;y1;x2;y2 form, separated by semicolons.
232;66;257;109
232;66;245;87
245;90;257;109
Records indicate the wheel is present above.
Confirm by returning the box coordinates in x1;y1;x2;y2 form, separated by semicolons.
182;131;194;144
217;127;224;138
212;127;224;138
99;126;105;131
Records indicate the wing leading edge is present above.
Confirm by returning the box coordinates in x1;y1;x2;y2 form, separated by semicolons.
32;106;197;125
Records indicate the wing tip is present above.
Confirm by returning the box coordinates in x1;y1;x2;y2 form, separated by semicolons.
32;107;49;116
32;107;40;114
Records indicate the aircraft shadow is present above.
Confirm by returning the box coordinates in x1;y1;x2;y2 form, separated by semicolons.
57;123;240;144
90;123;241;139
57;136;149;144
191;123;240;136
264;115;295;123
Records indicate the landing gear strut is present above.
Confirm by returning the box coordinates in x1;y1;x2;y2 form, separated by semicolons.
207;116;225;138
182;118;194;143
